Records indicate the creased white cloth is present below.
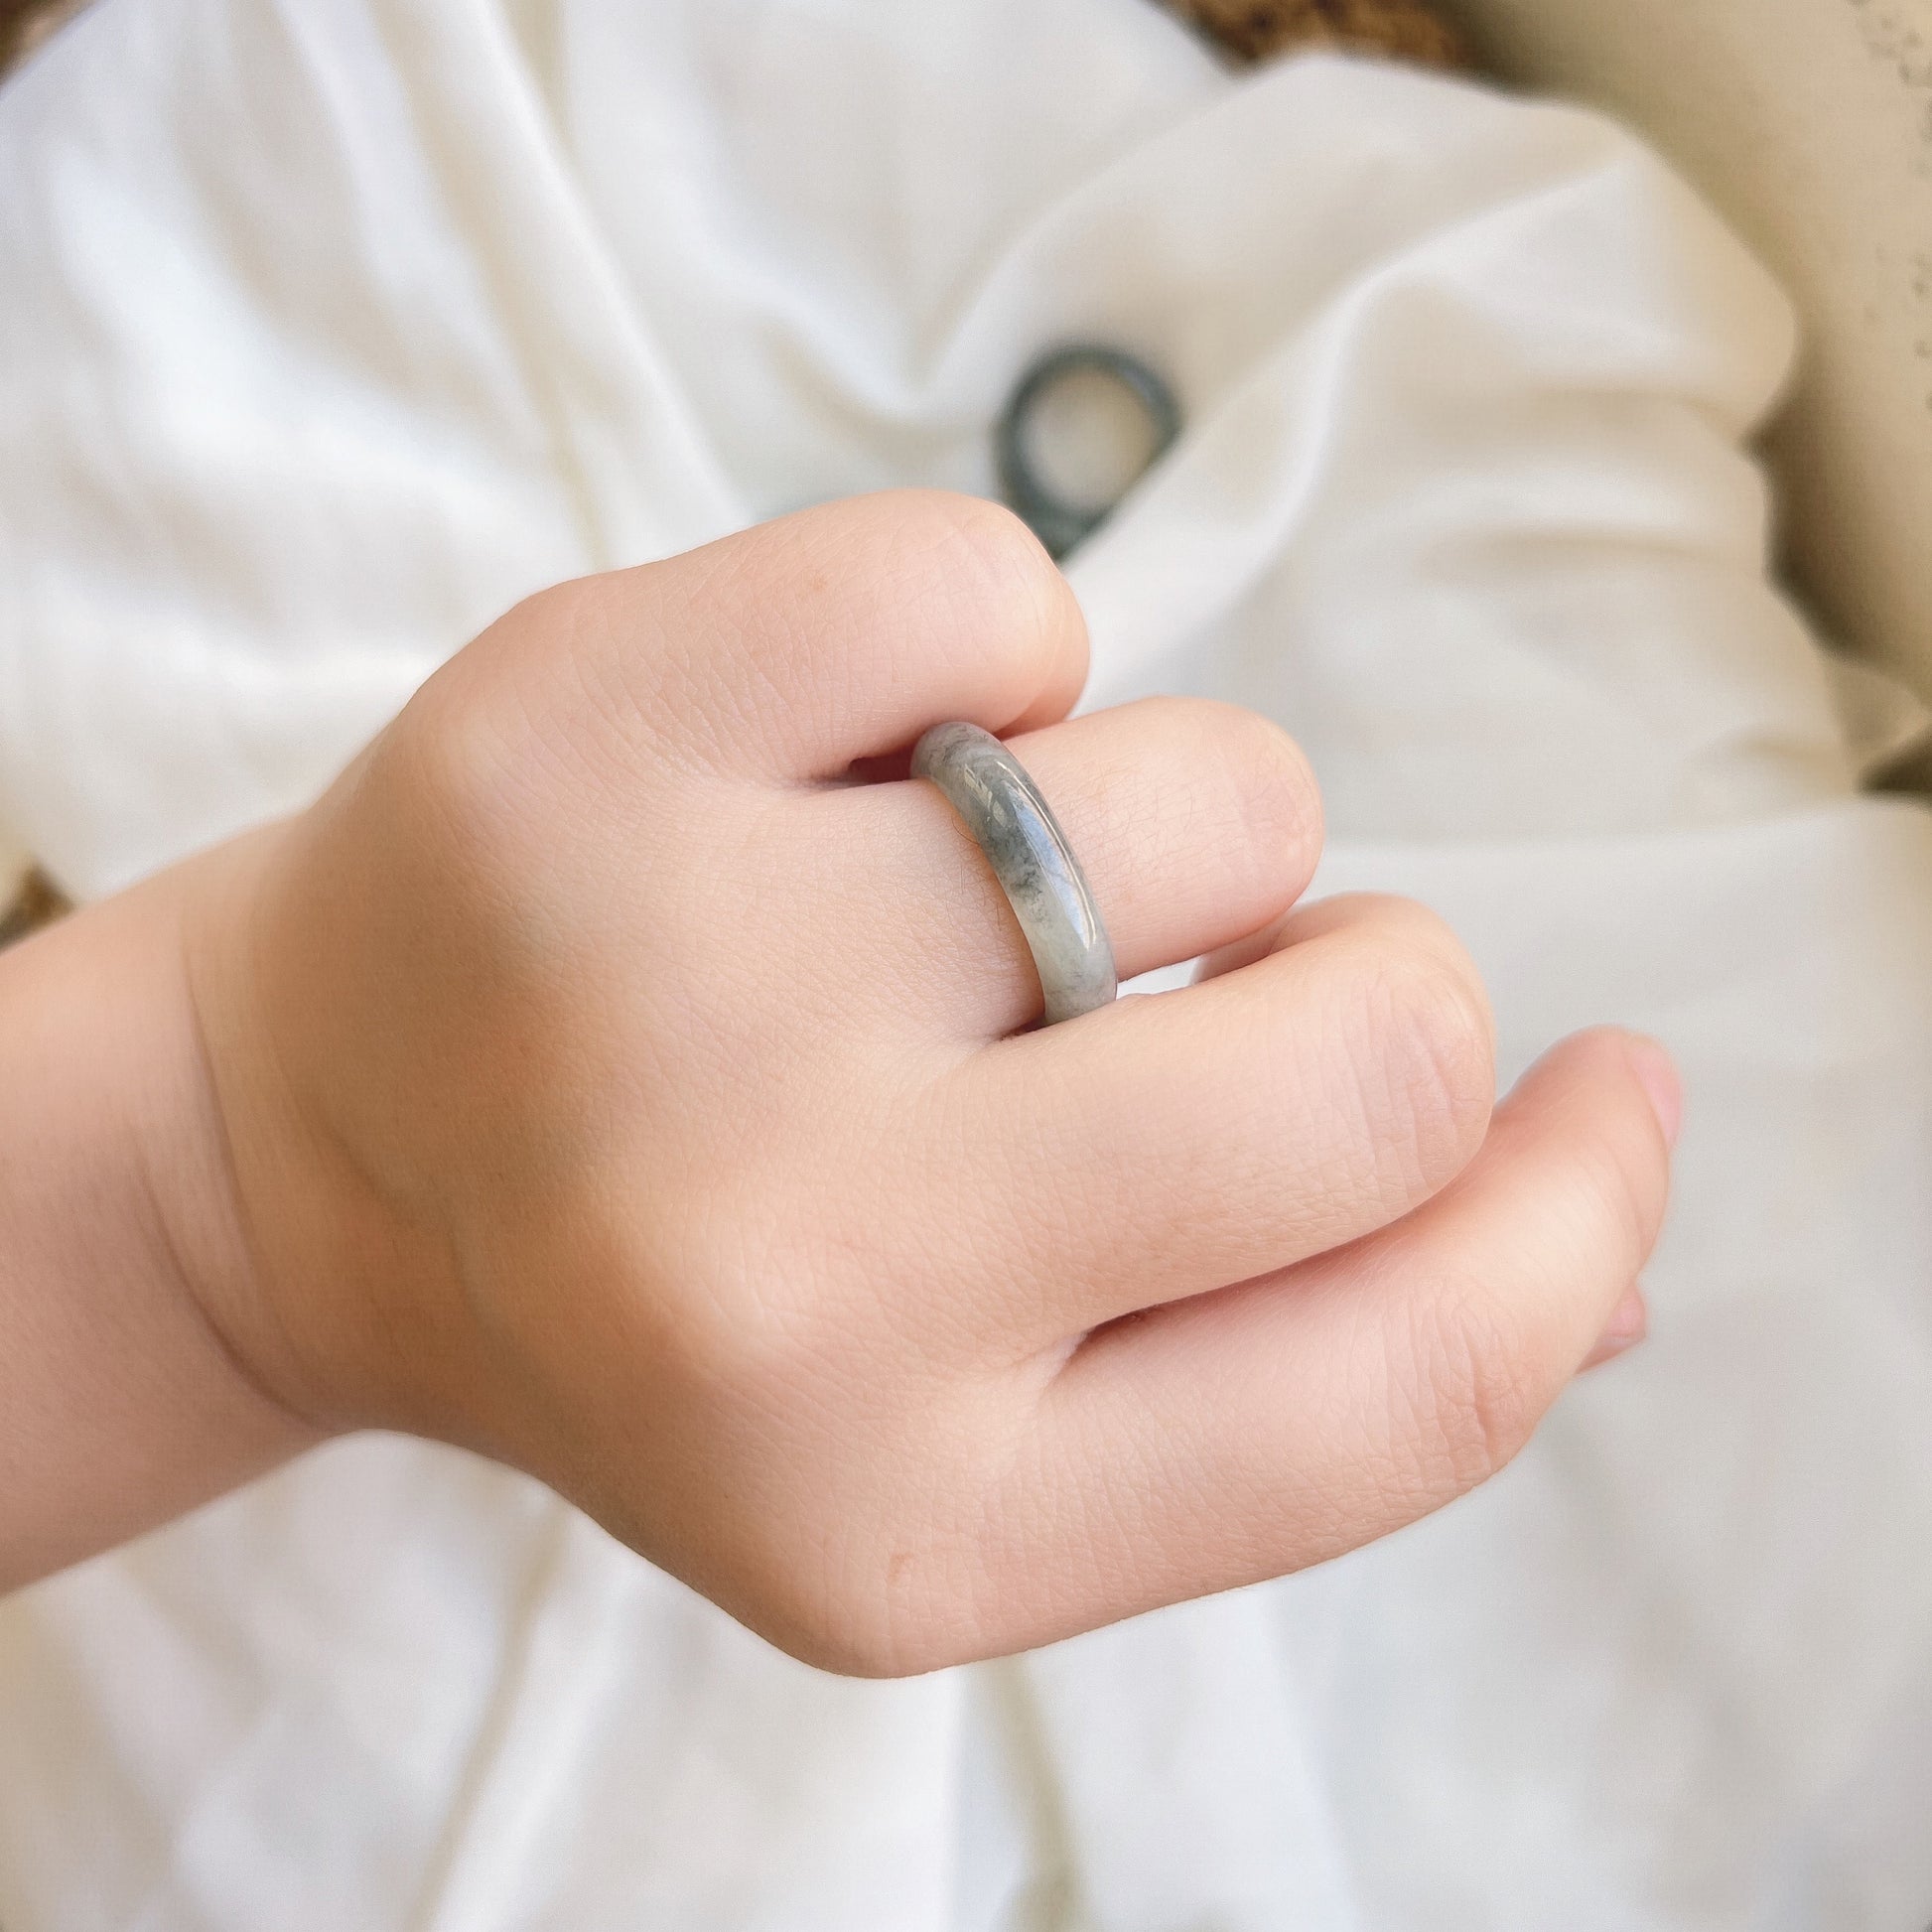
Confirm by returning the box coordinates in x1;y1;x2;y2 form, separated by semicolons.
2;1;1931;1927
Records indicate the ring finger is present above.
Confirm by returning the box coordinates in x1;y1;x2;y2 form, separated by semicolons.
797;695;1325;1038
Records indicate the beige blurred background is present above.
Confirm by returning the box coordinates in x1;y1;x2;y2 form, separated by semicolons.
1441;0;1932;756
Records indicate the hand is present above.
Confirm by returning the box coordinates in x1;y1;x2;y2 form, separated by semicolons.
182;491;1677;1674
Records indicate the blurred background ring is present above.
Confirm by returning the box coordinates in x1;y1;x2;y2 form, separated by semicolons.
996;344;1182;561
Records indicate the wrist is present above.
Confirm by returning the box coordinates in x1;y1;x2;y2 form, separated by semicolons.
0;847;323;1589
175;809;503;1453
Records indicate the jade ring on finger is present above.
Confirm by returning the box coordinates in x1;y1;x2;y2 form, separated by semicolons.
912;720;1118;1027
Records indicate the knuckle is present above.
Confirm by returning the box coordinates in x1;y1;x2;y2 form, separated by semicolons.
1571;1103;1672;1278
390;578;631;872
502;572;603;643
792;491;1080;726
849;1558;985;1679
910;487;1054;580
746;1537;915;1679
775;1572;965;1680
384;667;541;879
644;1190;835;1390
1398;1284;1546;1499
752;1472;1003;1681
803;488;1059;613
1350;925;1496;1196
899;490;1076;651
1173;699;1325;890
1518;1033;1673;1281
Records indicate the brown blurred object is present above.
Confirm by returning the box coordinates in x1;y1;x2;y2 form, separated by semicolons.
0;0;87;70
1;0;89;946
0;868;73;948
1162;0;1466;68
0;0;1470;74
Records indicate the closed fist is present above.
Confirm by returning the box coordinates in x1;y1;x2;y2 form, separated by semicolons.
187;491;1676;1675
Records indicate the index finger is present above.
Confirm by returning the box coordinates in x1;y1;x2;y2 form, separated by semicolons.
535;491;1091;782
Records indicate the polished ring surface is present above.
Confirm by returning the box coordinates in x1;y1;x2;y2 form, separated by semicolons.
913;721;1118;1027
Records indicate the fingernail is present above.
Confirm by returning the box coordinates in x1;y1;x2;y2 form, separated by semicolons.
1582;1283;1648;1372
1625;1035;1683;1150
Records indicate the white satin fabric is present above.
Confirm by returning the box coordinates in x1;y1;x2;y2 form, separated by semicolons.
3;2;1932;1926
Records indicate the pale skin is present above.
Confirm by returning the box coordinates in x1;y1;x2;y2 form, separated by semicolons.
0;491;1674;1675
